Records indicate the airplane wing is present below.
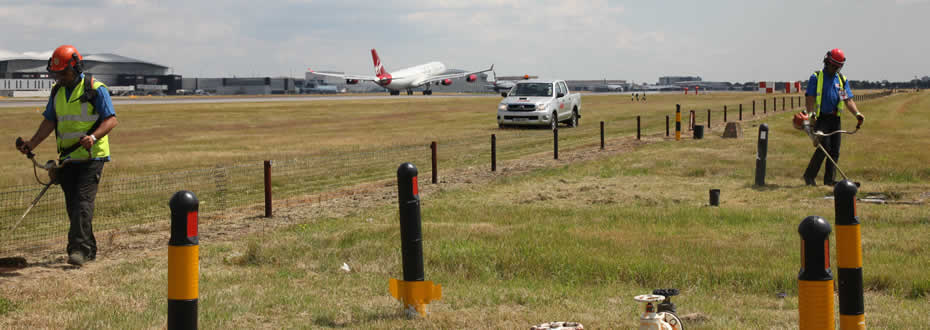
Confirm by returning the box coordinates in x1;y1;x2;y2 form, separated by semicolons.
307;69;379;82
413;64;494;87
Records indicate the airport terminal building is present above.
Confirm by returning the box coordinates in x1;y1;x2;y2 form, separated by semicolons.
1;52;298;96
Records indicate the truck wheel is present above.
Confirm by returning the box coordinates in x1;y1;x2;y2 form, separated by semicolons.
550;113;558;130
569;110;579;127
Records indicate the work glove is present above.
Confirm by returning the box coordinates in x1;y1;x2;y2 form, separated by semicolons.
855;112;864;129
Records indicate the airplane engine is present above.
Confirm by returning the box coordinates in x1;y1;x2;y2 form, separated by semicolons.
466;74;478;82
346;79;360;85
441;79;453;86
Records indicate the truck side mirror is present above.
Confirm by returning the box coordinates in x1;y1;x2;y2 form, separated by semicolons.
501;92;508;97
557;92;565;98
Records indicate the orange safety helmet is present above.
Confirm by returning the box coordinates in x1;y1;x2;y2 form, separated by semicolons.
824;48;845;66
47;45;84;73
793;111;810;130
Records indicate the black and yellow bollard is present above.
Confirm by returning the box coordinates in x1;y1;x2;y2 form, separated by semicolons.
835;180;865;329
389;163;441;318
675;104;681;141
798;216;834;330
168;191;199;329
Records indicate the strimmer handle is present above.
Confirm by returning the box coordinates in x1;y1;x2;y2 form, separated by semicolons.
16;137;35;159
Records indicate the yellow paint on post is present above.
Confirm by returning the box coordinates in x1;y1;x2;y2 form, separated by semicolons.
836;225;863;268
389;278;442;316
168;245;199;300
799;280;835;330
840;313;866;330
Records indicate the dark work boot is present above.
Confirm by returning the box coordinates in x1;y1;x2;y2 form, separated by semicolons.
803;176;816;186
67;251;86;266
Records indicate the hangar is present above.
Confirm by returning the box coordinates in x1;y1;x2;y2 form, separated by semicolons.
0;52;180;96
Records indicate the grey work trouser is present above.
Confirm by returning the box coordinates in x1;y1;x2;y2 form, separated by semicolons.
58;160;104;259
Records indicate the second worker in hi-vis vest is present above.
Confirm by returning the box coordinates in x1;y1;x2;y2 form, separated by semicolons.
802;48;865;186
16;45;119;266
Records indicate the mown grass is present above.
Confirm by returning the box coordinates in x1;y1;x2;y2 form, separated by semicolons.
1;91;927;328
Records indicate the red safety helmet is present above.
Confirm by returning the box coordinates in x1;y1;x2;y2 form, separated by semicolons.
793;111;810;130
824;48;845;66
47;45;84;73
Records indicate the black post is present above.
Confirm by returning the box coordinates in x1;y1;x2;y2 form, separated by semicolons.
636;116;641;140
491;134;496;172
707;109;711;129
754;124;769;186
724;105;727;123
764;99;767;114
430;141;437;184
553;127;558;160
397;163;424;282
753;100;756;116
168;191;199;330
600;121;605;149
739;104;743;121
665;115;669;137
264;160;272;218
709;189;720;206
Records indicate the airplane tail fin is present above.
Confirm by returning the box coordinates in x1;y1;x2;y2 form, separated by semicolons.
371;48;389;77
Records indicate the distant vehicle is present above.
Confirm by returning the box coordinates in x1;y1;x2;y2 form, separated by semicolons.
309;48;493;96
194;89;211;96
497;79;582;130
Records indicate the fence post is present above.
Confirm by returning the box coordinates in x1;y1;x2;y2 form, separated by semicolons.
724;105;727;123
753;100;756;116
600;121;605;149
675;105;681;141
430;141;437;184
739;104;743;121
782;97;785;111
636;116;641;140
755;124;769;186
764;99;767;114
707;109;711;129
553;127;559;160
798;216;835;330
834;180;865;329
491;134;496;172
264;160;272;218
168;191;199;330
665;115;669;137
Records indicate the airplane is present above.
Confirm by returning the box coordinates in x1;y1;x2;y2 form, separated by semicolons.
486;71;536;94
309;49;493;95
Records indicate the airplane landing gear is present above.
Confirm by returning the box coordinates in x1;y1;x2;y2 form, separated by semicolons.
390;90;400;96
406;90;413;95
422;90;433;95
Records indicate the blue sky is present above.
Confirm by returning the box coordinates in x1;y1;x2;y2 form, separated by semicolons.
1;0;927;83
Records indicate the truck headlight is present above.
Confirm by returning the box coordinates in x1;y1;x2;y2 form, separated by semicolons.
536;103;548;110
498;104;507;111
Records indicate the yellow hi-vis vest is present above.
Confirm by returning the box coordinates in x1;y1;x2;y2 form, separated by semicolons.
53;77;110;160
814;70;847;118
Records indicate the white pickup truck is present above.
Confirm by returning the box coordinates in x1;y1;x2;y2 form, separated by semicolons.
496;79;581;130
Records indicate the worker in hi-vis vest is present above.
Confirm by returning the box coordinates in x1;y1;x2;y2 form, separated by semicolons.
802;48;864;186
16;45;119;266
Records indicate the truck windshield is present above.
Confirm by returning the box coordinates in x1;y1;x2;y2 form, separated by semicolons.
510;83;552;97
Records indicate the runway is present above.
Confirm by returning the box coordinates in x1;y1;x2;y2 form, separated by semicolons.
0;94;498;108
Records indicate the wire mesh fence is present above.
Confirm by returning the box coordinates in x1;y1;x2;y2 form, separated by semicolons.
0;91;892;255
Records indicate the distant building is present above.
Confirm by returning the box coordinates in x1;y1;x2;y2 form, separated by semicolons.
659;76;702;85
1;52;178;96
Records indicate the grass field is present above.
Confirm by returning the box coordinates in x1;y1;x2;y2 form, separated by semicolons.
1;91;928;328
